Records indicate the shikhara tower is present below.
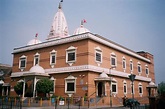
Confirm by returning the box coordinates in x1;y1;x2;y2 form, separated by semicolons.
47;2;69;40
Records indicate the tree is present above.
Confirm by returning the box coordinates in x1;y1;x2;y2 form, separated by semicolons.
14;82;27;95
36;78;53;94
158;81;165;96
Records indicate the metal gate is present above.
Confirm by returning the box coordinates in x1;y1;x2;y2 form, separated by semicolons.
0;96;22;109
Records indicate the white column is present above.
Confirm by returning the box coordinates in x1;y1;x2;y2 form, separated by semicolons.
22;78;26;99
33;77;36;98
6;87;8;96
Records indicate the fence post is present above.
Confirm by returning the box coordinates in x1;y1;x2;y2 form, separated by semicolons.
10;99;13;109
20;97;22;109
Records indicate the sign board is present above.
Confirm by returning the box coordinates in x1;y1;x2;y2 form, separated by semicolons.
59;101;64;105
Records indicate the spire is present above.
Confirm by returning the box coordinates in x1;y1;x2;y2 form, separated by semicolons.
47;0;69;40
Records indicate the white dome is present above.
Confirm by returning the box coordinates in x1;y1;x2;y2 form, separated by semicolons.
99;72;109;78
29;65;45;74
27;39;41;45
73;25;90;35
149;81;155;86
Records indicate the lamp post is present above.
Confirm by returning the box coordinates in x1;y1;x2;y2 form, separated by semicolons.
128;74;136;100
109;66;116;107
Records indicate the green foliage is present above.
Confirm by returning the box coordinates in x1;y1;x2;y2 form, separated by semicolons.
14;82;27;95
36;78;53;93
158;81;165;95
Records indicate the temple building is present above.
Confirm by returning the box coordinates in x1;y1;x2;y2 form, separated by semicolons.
9;1;156;106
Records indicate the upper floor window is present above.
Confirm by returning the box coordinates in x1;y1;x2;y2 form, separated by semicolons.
145;65;149;76
19;55;27;70
34;53;40;65
137;62;142;74
65;75;77;94
111;52;117;67
130;60;133;72
50;50;57;68
66;46;77;66
122;57;126;69
95;47;102;66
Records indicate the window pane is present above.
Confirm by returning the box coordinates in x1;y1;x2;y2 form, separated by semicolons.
138;65;141;72
111;57;116;66
139;87;142;93
130;63;133;71
96;52;101;62
124;85;126;93
67;83;74;91
112;84;116;92
68;52;75;61
146;68;149;74
35;58;39;65
20;59;25;68
123;61;126;69
51;55;55;64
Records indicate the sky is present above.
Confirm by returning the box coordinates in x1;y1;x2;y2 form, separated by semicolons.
0;0;165;84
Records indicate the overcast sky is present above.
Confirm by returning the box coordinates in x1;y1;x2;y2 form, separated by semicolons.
0;0;165;84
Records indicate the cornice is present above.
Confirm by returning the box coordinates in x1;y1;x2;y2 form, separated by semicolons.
13;32;150;63
11;65;151;82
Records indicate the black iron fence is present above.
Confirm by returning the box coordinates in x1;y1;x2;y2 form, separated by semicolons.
0;96;22;109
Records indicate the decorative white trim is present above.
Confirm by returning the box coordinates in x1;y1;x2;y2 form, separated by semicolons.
13;33;150;63
50;50;57;68
11;65;151;82
95;47;102;66
66;46;77;66
19;55;27;71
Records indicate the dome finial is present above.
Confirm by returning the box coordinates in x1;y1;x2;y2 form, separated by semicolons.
58;0;63;9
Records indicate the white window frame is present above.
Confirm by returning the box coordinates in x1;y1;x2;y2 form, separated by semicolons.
137;62;142;74
66;46;77;66
123;80;127;95
130;59;133;73
111;82;118;94
50;50;57;68
95;47;102;66
138;83;143;97
145;65;149;77
19;55;27;71
34;53;40;66
111;52;117;67
122;57;126;70
65;75;77;94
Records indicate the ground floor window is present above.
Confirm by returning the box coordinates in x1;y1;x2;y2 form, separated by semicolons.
65;75;77;94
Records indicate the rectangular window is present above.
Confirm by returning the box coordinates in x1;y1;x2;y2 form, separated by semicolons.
96;52;101;62
123;83;127;94
65;76;77;94
111;55;116;66
122;58;126;69
130;61;133;71
112;83;117;93
50;53;56;64
68;52;75;61
34;55;39;65
139;85;143;94
67;83;74;91
138;64;141;73
19;57;26;69
145;67;149;75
